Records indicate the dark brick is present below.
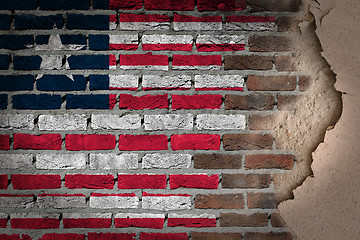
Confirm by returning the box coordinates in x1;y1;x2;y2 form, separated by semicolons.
220;213;268;227
194;154;242;169
244;232;293;240
224;134;273;150
67;14;109;30
277;95;300;110
299;76;311;91
89;35;109;50
275;56;298;71
145;0;195;10
249;35;292;52
39;0;89;10
225;94;275;110
0;55;10;70
277;17;299;32
0;15;11;30
0;0;36;10
93;0;143;10
12;95;62;110
197;0;246;11
192;232;242;240
0;95;7;109
37;75;87;91
248;192;278;209
15;15;63;30
66;95;112;109
36;35;87;47
247;75;297;91
68;55;110;70
245;154;295;170
195;194;244;209
222;174;271;189
271;213;287;227
249;0;300;12
225;55;273;70
249;114;275;130
13;56;42;71
0;35;34;50
0;76;34;91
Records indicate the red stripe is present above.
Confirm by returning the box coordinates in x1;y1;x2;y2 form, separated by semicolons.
109;94;116;109
167;218;216;227
109;0;142;10
172;55;221;66
144;0;194;11
109;44;138;50
65;134;116;151
0;194;33;197
198;0;247;11
119;94;168;110
63;218;111;228
88;233;136;240
120;13;170;22
13;134;62;150
226;16;276;22
65;174;114;189
174;14;222;22
172;95;222;109
0;219;7;228
39;233;85;240
11;218;60;229
119;134;168;151
38;193;85;197
120;53;168;66
170;174;219;189
109;15;117;22
115;218;164;229
12;175;61;190
171;134;221;151
0;234;32;240
143;44;192;51
143;87;190;91
143;192;191;197
140;232;188;240
118;174;166;189
196;44;246;52
0;135;10;150
91;193;136;197
109;54;116;66
0;175;7;189
196;87;244;91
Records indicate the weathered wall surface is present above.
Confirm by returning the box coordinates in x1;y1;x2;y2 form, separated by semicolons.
279;0;360;239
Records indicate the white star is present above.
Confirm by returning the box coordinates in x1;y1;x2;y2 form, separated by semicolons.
29;34;84;81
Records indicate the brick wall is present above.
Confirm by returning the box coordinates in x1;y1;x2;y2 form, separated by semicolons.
0;0;302;239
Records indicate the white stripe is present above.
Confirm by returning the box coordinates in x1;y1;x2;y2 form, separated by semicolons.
172;65;221;70
142;153;192;169
0;114;34;130
35;154;86;169
90;195;139;209
196;114;246;130
225;22;276;31
144;114;193;130
115;213;164;219
142;35;193;44
0;213;7;218
109;65;116;70
168;213;216;219
0;154;32;169
37;195;86;209
90;153;139;169
120;22;170;30
109;22;117;30
142;195;191;211
0;196;34;208
11;213;59;218
142;75;191;89
197;35;246;44
174;22;222;31
109;35;138;44
119;65;168;70
63;213;111;219
195;75;245;88
109;75;139;89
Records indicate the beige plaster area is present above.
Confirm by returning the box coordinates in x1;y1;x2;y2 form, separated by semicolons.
279;0;360;239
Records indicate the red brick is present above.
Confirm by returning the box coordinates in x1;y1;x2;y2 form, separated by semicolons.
88;233;136;240
249;0;300;12
120;13;170;22
224;55;273;70
0;135;10;150
249;35;292;52
222;174;271;188
198;0;246;11
119;134;168;151
247;75;297;91
195;194;244;209
63;217;111;229
0;234;32;240
171;134;220;150
120;94;168;110
299;76;311;91
191;232;242;240
277;95;300;110
140;233;188;240
244;232;293;240
174;14;222;23
270;213;287;227
14;134;62;150
172;95;222;109
220;212;268;227
65;174;114;189
144;0;194;10
249;114;275;130
225;94;275;110
245;154;295;170
65;134;116;151
223;134;273;150
0;174;7;189
172;55;222;67
0;216;7;228
118;174;166;189
167;216;216;228
170;174;219;189
275;56;298;71
194;154;242;169
39;233;85;240
247;192;278;209
11;216;60;229
109;0;143;10
120;53;168;66
114;214;165;229
12;174;61;189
